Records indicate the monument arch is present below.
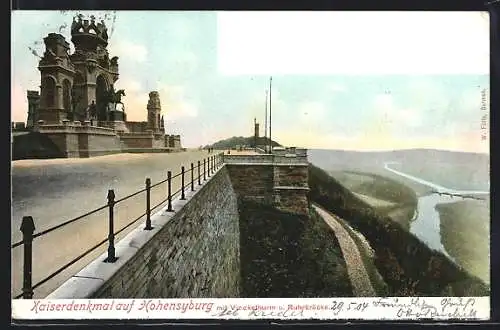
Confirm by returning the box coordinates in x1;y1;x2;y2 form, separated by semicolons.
41;76;57;108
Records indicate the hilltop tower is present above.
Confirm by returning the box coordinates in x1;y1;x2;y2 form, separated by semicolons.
147;91;162;133
69;14;119;122
254;118;260;139
253;117;260;148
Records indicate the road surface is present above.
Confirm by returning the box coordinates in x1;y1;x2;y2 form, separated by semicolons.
11;150;217;298
313;205;376;297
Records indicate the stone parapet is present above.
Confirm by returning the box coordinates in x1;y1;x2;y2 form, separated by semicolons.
223;154;308;165
37;124;117;136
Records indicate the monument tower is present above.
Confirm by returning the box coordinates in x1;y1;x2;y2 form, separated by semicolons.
26;91;40;129
147;91;162;133
36;14;120;124
69;14;119;123
37;33;76;124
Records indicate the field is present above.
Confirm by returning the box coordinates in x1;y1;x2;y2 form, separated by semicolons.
436;200;490;284
328;170;418;230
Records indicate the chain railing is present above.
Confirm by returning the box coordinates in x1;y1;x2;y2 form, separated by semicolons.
11;152;225;299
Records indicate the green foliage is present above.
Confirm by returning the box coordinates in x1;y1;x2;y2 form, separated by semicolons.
344;170;418;207
436;200;490;284
205;136;282;150
238;199;353;297
308;164;490;296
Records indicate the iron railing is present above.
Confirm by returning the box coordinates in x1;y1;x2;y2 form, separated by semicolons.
11;151;225;299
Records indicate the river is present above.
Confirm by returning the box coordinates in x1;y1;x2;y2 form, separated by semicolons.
383;162;489;262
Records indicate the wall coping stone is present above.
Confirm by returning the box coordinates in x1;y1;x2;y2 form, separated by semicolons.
46;165;225;299
273;186;310;191
38;125;117;136
225;162;310;167
223;153;308;165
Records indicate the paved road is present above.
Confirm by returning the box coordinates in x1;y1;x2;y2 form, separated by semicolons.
313;205;376;297
11;150;218;298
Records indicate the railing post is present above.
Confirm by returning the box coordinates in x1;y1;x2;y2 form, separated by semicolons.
144;178;153;230
207;158;211;177
191;163;194;191
198;160;201;185
203;159;206;181
181;166;186;200
20;216;35;299
167;171;173;212
105;189;117;263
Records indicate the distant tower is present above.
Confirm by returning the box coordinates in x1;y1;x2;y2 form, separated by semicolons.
26;91;40;129
37;33;75;124
147;91;162;132
254;117;260;147
254;117;260;138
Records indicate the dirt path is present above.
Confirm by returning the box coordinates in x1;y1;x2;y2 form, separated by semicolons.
312;204;376;297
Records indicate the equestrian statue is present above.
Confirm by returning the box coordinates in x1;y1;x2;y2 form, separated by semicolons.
105;86;126;112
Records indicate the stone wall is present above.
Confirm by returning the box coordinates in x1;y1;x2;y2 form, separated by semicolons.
152;135;165;149
119;132;154;149
38;124;122;158
226;162;309;215
226;165;274;205
274;166;309;187
87;134;123;157
165;135;182;149
48;165;240;299
126;121;148;133
273;188;310;216
43;133;81;157
44;132;122;158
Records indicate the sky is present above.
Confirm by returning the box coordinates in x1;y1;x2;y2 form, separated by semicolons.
11;11;490;153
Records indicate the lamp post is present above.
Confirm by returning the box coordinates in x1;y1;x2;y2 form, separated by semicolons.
264;90;268;153
268;76;272;154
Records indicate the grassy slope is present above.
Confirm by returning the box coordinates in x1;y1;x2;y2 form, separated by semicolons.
309;164;489;296
329;170;418;230
436;200;490;284
238;199;353;297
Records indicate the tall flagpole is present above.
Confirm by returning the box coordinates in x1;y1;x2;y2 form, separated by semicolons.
269;76;272;154
264;90;268;152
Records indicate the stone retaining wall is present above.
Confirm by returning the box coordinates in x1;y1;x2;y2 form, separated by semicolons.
48;166;240;299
